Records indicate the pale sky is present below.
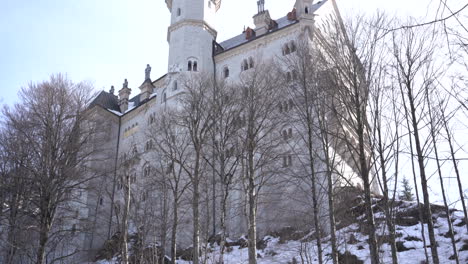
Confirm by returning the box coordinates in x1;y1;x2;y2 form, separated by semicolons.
0;0;426;106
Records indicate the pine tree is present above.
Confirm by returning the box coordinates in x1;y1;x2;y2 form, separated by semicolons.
399;177;414;201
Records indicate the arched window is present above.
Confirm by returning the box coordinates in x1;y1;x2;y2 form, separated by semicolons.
188;61;192;71
305;6;309;14
143;165;151;177
283;44;290;55
290;41;297;52
223;67;230;78
292;70;298;80
145;140;154;151
177;8;181;16
193;61;198;71
241;59;248;71
249;57;254;68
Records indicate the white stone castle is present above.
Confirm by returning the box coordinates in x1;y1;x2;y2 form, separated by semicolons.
81;0;373;261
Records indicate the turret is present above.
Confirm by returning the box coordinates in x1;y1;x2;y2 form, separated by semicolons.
139;64;154;101
295;0;316;19
118;79;131;113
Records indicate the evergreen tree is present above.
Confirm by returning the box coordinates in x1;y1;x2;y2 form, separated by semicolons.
399;177;414;201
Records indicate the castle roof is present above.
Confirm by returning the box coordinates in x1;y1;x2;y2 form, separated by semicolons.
89;91;120;112
215;0;327;54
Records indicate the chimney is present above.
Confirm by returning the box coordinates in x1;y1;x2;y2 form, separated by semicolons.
253;1;274;36
139;64;154;101
118;79;131;113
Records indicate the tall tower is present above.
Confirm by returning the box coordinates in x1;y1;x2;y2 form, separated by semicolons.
165;0;219;75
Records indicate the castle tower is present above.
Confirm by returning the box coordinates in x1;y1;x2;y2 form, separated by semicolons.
295;0;315;18
165;0;219;75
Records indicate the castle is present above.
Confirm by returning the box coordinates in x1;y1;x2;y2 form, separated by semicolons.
80;0;371;262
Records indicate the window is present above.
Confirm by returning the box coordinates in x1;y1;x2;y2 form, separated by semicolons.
283;44;290;55
290;41;297;52
144;166;151;177
305;6;309;14
173;81;178;91
145;140;154;151
241;59;248;71
288;128;292;138
223;67;230;78
177;8;181;16
283;41;296;55
188;59;198;72
99;197;103;205
241;58;254;71
163;92;167;103
282;130;288;140
287;72;292;82
72;224;76;233
292;70;298;80
148;113;155;124
283;155;293;167
279;103;283;113
132;145;138;157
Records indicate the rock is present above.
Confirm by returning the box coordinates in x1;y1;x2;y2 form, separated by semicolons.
396;241;415;252
257;237;269;250
268;226;306;243
337;251;363;264
348;234;359;245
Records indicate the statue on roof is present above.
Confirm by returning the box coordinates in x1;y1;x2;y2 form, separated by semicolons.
110;85;115;94
123;79;129;89
145;64;151;80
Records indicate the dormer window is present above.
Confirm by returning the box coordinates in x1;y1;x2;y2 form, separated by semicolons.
223;67;230;78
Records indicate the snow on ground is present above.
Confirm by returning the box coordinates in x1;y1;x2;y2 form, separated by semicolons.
94;200;468;264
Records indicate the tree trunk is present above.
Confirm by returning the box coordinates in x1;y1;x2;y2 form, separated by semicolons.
171;197;179;264
441;112;468;234
426;93;459;264
122;175;131;264
248;151;257;264
192;152;201;264
406;87;439;264
376;124;398;264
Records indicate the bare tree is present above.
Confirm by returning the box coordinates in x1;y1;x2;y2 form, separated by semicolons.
237;62;283;264
174;74;215;264
314;14;383;264
204;78;242;264
1;74;102;264
391;24;440;264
